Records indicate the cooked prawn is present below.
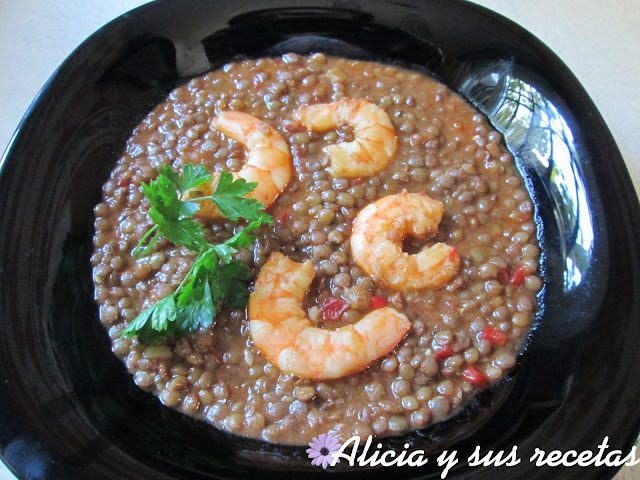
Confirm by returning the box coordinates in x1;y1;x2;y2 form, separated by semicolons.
183;111;292;218
249;252;411;380
292;97;397;178
351;191;460;291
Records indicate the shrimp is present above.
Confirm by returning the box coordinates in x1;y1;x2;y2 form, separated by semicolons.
249;252;411;380
183;111;292;219
292;97;397;178
351;191;460;291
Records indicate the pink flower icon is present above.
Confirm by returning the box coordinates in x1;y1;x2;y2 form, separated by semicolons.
306;433;342;469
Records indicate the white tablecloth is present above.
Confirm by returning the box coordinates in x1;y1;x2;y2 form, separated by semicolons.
1;1;638;479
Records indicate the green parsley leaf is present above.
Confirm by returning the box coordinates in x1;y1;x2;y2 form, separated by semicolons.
212;218;271;263
151;296;177;331
153;217;208;252
141;177;182;222
122;295;178;343
123;164;275;343
216;260;251;310
215;171;257;198
135;170;208;256
176;276;216;332
121;305;154;338
202;171;268;222
157;165;183;193
181;163;212;192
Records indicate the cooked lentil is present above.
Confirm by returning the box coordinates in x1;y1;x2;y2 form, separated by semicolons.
92;53;541;445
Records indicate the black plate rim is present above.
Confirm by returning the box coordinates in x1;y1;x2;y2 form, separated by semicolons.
1;1;639;479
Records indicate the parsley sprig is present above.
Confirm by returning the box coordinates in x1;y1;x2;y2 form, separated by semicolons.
122;164;273;343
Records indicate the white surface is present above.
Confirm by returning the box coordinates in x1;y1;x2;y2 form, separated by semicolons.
0;1;638;479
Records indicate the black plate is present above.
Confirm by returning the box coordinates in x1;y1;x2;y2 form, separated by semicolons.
1;1;639;479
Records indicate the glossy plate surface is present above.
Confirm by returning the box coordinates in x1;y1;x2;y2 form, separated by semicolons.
1;1;639;479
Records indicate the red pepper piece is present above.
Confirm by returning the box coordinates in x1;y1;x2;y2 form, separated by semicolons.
511;266;528;286
118;176;130;187
463;365;489;387
369;295;388;310
283;123;304;133
434;344;454;361
350;177;365;186
448;246;458;262
497;267;510;285
519;213;531;223
479;326;508;347
276;211;289;223
321;297;349;322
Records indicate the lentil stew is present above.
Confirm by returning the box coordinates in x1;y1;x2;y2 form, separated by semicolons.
91;53;542;445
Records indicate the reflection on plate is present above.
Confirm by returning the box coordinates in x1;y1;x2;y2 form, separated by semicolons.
0;1;639;479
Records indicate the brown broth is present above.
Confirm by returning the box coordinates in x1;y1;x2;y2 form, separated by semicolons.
91;53;541;445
